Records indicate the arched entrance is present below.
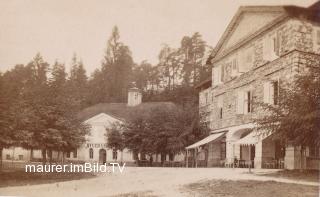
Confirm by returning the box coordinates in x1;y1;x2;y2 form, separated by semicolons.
99;149;107;164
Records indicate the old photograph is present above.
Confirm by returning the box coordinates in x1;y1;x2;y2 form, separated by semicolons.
0;0;319;196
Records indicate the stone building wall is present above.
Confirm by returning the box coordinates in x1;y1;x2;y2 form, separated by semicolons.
209;18;320;131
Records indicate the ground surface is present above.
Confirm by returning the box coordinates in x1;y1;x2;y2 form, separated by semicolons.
0;167;318;197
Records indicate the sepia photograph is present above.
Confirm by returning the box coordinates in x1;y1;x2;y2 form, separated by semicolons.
0;0;319;196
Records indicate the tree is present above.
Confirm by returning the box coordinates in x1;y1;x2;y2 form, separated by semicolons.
68;54;88;109
123;104;209;164
101;26;134;102
106;122;125;163
254;65;320;168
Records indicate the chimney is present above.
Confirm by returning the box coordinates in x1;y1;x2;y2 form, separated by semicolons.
127;87;142;107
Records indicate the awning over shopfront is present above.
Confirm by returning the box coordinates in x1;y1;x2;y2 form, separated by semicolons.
235;131;271;146
186;132;226;149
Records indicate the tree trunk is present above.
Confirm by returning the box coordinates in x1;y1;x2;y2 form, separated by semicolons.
121;150;123;165
48;149;53;165
0;147;3;172
300;146;304;171
41;149;47;166
30;148;34;162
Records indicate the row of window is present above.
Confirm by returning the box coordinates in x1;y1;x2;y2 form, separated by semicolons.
213;28;320;87
215;80;279;119
213;34;280;86
5;154;24;160
88;148;118;160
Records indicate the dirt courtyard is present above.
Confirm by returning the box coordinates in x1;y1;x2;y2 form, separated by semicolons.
0;167;318;197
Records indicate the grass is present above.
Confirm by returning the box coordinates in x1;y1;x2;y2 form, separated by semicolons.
0;170;96;188
260;170;319;182
183;180;319;197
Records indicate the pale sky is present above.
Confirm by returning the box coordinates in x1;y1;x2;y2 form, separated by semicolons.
0;0;317;75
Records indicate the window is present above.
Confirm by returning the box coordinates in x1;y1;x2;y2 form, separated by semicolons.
6;154;10;160
309;146;320;158
112;150;118;160
217;95;223;119
73;149;77;158
66;152;70;158
213;65;222;85
244;90;252;114
236;90;252;114
263;80;280;105
231;58;238;77
239;47;254;73
89;148;94;159
263;33;280;61
18;155;23;160
317;30;320;45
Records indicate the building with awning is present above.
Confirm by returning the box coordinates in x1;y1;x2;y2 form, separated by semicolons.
186;132;226;168
194;2;320;170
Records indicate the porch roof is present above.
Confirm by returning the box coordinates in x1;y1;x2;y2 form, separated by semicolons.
186;132;226;149
235;131;272;146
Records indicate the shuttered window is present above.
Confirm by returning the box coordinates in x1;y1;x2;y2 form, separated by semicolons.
263;80;279;105
231;58;238;77
263;33;280;61
213;65;222;85
237;90;252;114
236;91;244;114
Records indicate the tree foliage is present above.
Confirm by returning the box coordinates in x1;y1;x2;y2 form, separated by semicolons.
123;104;209;161
254;65;320;148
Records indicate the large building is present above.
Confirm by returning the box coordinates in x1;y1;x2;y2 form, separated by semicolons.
188;3;320;169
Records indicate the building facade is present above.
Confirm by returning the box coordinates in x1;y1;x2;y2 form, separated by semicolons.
191;4;320;169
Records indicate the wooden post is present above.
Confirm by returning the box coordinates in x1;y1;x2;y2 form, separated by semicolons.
248;145;252;173
195;148;198;168
186;149;188;168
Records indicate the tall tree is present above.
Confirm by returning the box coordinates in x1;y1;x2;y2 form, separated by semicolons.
101;26;134;102
68;54;88;109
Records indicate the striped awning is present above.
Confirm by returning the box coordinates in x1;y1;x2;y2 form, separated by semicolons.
235;131;271;146
186;132;226;149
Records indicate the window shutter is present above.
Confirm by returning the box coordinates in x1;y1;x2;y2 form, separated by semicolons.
231;58;238;77
238;51;246;73
263;82;270;104
269;82;274;105
263;37;270;61
236;91;244;114
275;32;280;56
221;65;224;82
213;66;218;85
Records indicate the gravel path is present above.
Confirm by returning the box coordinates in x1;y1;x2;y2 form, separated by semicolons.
0;167;318;197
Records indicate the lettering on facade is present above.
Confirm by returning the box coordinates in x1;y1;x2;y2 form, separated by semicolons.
86;143;108;148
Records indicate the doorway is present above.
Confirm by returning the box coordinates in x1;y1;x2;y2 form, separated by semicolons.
99;149;107;164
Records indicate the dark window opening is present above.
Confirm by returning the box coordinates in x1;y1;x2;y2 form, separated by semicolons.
73;149;77;158
89;148;93;159
273;81;279;105
219;107;223;119
247;91;252;113
112;150;118;160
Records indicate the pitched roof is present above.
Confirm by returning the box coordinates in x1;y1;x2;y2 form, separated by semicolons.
78;102;177;122
210;3;320;61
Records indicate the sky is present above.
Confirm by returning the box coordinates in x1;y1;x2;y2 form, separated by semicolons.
0;0;317;74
